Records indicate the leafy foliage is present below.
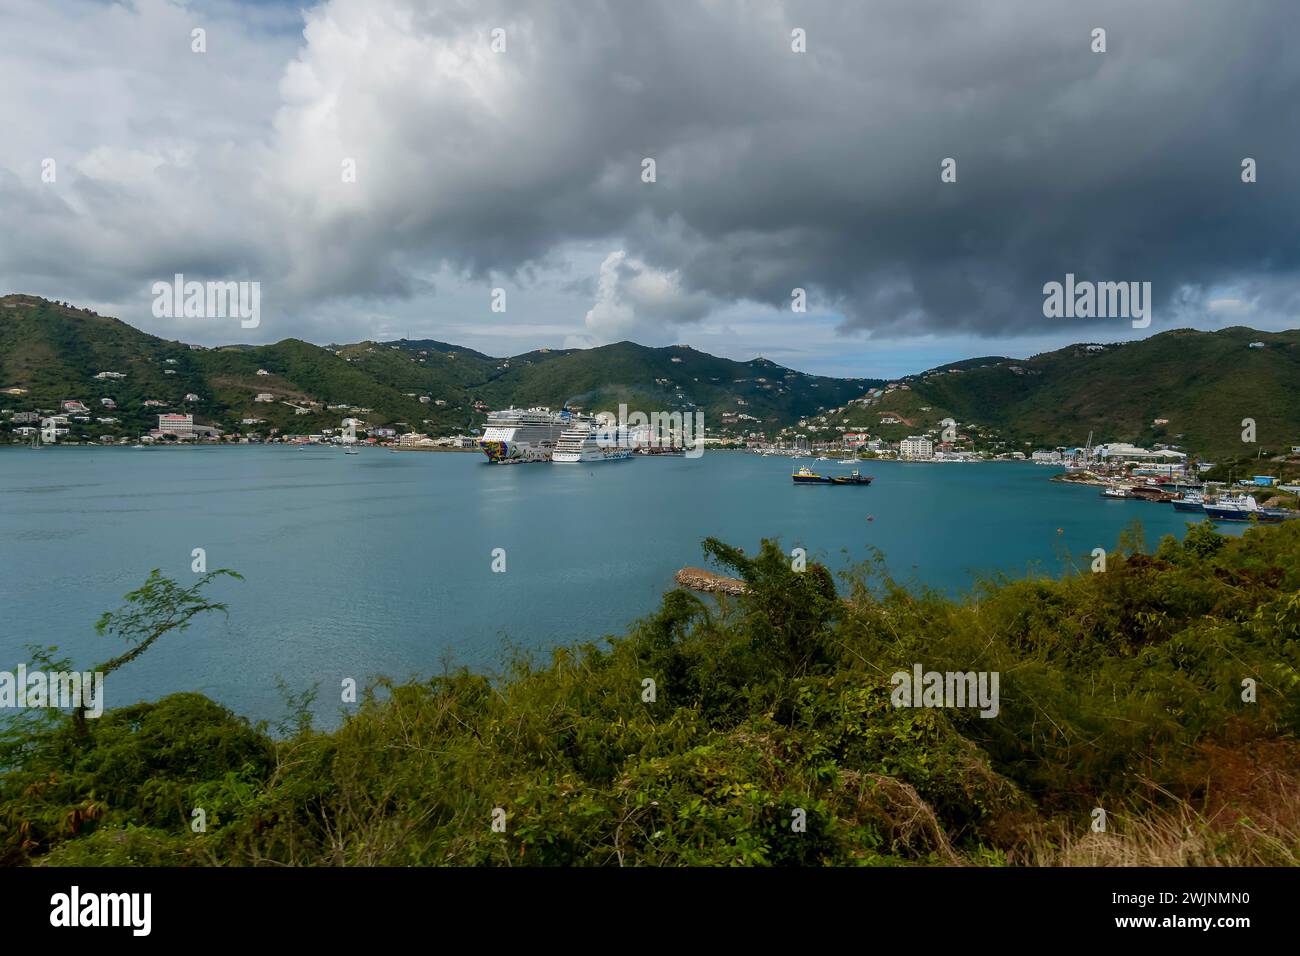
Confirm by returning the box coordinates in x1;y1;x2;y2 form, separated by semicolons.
3;522;1299;866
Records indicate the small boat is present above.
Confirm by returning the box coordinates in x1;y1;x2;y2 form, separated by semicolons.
792;466;831;484
837;458;857;465
830;470;873;486
1172;492;1205;513
344;444;359;455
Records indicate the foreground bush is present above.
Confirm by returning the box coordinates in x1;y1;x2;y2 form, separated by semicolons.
2;520;1298;866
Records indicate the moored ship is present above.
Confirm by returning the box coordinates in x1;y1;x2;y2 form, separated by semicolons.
1203;494;1294;523
551;421;642;463
479;407;573;463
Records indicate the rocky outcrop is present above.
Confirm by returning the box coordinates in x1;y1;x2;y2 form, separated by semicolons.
675;567;748;595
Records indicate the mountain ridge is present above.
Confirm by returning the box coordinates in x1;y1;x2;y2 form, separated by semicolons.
0;294;879;441
4;294;1299;460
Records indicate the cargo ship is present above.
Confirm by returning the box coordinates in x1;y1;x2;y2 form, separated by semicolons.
793;466;872;486
1203;494;1295;523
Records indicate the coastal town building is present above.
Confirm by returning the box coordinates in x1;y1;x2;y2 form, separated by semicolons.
899;436;934;459
157;414;194;437
1094;443;1186;465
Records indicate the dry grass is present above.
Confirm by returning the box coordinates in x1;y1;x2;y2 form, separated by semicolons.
1014;740;1300;866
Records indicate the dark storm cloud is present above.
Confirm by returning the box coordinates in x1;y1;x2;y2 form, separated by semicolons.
4;0;1298;343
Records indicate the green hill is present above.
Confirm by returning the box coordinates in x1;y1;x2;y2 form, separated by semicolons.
0;295;880;443
796;329;1300;461
5;293;1297;456
899;330;1300;460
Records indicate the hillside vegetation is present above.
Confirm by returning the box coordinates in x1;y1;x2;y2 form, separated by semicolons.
881;332;1300;460
0;295;877;441
3;520;1298;866
4;294;1299;458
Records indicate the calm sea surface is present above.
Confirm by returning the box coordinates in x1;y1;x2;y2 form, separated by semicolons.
0;446;1230;725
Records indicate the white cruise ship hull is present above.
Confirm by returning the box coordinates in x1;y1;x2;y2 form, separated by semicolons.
552;447;635;463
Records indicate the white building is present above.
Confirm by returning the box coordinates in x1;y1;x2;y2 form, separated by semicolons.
157;414;194;437
899;435;934;459
1095;443;1186;464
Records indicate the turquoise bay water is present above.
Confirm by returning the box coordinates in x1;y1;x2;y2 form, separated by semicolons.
0;447;1229;725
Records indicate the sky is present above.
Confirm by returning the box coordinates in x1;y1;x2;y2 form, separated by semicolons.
1;0;1298;379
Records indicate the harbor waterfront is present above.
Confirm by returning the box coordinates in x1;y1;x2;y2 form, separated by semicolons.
0;446;1242;726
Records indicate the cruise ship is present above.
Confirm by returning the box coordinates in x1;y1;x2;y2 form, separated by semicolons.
479;407;575;463
551;421;644;463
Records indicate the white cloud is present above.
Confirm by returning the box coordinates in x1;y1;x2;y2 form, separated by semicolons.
577;250;716;346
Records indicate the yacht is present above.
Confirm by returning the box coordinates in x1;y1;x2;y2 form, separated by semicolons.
479;407;575;463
